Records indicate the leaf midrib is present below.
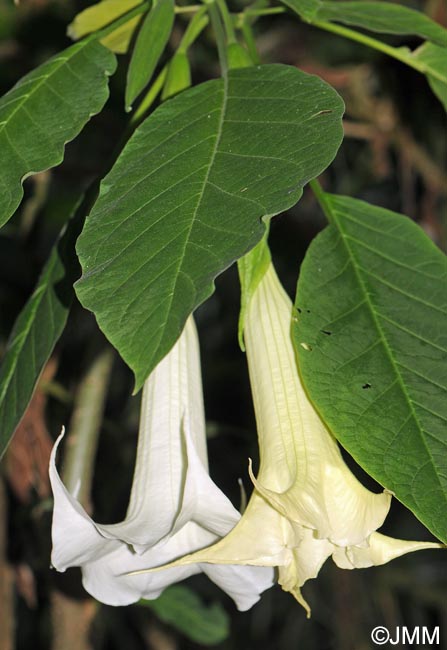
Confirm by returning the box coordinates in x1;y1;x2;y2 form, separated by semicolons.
135;75;231;370
332;207;445;500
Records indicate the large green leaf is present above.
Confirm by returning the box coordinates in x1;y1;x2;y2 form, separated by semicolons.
125;0;175;110
140;585;230;645
0;40;116;227
293;194;447;542
76;64;344;389
283;0;447;47
0;203;84;459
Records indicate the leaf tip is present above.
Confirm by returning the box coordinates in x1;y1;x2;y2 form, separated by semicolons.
132;374;145;395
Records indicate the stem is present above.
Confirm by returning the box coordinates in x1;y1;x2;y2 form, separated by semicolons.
312;19;410;62
178;4;209;52
238;4;443;84
242;7;286;17
176;4;202;13
216;0;237;43
130;65;168;128
61;348;114;510
241;20;260;64
311;20;438;81
207;0;228;75
309;178;333;225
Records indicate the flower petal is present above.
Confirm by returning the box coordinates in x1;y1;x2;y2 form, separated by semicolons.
89;519;274;608
135;493;292;574
81;532;202;606
81;522;221;605
201;563;275;611
275;526;334;617
172;416;241;537
50;430;119;571
128;494;279;607
333;531;443;569
288;528;334;587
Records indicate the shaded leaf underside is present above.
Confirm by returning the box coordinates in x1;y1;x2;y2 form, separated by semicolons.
294;194;447;542
76;64;344;389
0;39;116;227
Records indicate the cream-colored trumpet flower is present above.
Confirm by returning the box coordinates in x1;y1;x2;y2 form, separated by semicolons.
139;258;441;615
49;316;274;609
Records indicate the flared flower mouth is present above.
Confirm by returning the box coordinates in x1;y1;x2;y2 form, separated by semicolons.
49;316;273;609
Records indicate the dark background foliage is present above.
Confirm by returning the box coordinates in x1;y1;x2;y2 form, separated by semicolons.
0;0;446;648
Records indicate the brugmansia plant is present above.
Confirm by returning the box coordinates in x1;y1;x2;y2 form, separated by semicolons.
0;0;446;643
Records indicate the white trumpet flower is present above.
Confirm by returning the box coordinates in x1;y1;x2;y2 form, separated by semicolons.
49;316;274;609
145;260;441;615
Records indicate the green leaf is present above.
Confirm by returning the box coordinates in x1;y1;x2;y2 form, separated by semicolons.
318;2;447;47
0;41;116;228
125;0;175;111
293;194;447;542
282;0;319;21
0;202;84;459
139;585;230;645
76;64;344;389
68;0;143;54
282;0;447;47
411;42;447;111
